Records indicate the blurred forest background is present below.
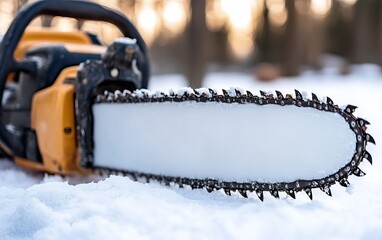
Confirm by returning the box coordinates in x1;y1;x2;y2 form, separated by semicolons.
1;0;381;87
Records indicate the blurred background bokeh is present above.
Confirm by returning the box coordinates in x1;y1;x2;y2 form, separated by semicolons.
1;0;381;87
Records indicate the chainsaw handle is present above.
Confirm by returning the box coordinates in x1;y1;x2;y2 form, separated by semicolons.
0;0;149;156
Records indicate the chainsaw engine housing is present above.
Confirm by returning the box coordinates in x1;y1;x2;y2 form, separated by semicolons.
0;0;149;174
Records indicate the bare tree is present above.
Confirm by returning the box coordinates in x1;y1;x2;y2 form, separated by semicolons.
15;0;29;13
41;16;53;27
281;0;301;76
185;0;207;88
352;0;374;63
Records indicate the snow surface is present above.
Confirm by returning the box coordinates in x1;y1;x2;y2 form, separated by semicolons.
1;66;382;240
115;37;137;45
93;102;355;182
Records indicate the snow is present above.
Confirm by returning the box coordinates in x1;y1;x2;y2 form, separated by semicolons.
93;102;355;182
115;37;137;45
1;66;382;239
194;87;211;97
176;87;194;96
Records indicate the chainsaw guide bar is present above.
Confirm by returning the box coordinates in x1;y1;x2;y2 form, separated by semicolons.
84;88;375;201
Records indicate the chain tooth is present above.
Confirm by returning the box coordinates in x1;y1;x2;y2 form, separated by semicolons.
311;93;319;102
238;189;248;198
259;90;267;97
366;134;376;145
224;188;231;196
193;180;201;189
286;190;296;199
275;90;284;100
246;90;253;97
256;189;264;201
294;89;303;100
357;118;370;127
208;88;216;96
326;96;334;105
339;178;350;187
304;188;313;200
270;190;279;199
222;89;229;97
144;175;151;183
363;151;373;165
320;185;332;196
353;167;366;177
131;174;138;181
235;89;242;97
345;104;357;114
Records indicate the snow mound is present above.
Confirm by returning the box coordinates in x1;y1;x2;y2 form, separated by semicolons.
1;174;382;240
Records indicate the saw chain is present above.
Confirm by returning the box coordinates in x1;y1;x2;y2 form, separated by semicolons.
91;88;375;201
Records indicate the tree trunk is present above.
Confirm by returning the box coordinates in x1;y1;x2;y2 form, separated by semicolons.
281;0;301;76
376;1;382;66
352;0;373;63
185;0;207;88
41;16;53;27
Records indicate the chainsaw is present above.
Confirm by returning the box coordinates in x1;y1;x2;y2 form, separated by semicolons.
0;0;375;201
